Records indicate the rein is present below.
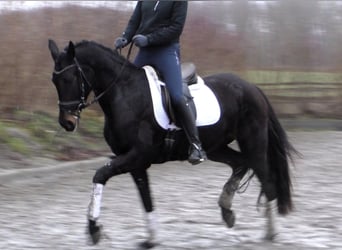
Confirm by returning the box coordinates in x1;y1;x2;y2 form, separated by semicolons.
54;43;134;114
84;42;134;109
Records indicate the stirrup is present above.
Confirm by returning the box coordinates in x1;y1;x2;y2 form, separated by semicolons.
188;143;207;165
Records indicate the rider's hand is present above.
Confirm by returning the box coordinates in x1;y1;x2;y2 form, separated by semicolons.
114;37;128;49
132;34;149;48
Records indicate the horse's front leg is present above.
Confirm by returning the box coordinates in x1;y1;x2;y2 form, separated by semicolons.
87;182;104;244
87;150;143;245
131;169;159;249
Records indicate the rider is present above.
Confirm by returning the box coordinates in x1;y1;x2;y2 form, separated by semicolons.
115;1;207;165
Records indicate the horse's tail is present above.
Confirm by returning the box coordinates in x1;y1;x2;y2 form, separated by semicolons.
263;92;296;215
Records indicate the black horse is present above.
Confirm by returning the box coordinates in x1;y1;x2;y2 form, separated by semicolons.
48;39;295;248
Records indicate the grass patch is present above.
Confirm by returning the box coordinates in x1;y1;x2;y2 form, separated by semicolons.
0;121;31;155
0;121;10;143
7;137;30;155
0;109;108;160
78;110;104;138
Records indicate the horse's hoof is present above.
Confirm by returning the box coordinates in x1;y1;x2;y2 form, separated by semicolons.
221;207;236;228
88;220;102;245
138;240;158;249
264;232;277;241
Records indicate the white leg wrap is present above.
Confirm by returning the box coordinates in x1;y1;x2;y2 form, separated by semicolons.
146;211;158;242
265;200;277;240
88;183;104;221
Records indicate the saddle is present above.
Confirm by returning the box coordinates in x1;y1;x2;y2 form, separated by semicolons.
143;63;220;130
160;62;198;126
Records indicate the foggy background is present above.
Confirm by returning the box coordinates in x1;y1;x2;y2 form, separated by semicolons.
0;1;341;118
1;3;341;250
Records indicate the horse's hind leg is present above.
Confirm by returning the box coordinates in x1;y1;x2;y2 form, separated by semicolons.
264;199;277;240
219;166;248;228
209;146;247;228
238;124;277;240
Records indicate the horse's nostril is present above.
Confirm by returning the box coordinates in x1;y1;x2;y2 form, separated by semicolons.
66;120;75;131
59;119;75;132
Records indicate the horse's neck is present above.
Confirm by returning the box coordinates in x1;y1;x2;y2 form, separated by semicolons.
77;45;148;115
78;46;127;91
87;62;120;97
96;64;141;92
94;62;147;116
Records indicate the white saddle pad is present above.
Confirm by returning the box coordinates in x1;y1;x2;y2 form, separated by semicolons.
143;65;221;130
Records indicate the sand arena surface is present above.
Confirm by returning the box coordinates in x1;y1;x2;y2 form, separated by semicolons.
0;131;341;250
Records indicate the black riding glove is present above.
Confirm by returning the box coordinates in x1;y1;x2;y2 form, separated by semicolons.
132;34;149;48
114;37;128;49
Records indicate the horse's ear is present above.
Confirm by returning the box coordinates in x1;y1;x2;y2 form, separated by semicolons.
48;39;59;62
66;41;75;59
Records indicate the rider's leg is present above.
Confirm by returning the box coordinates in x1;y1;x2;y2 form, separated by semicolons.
173;96;207;164
133;44;207;164
156;43;207;165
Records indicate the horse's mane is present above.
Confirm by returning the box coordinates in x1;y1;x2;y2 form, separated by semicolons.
71;40;137;69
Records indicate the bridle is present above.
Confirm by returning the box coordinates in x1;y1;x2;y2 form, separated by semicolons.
53;58;89;117
53;43;133;117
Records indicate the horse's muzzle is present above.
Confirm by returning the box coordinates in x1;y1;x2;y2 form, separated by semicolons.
59;111;79;132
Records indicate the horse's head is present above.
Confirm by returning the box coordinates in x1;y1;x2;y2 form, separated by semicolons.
48;39;92;132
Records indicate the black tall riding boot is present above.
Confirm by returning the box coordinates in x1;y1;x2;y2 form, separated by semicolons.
174;98;207;165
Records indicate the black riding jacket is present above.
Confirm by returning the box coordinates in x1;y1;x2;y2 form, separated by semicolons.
122;1;188;46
